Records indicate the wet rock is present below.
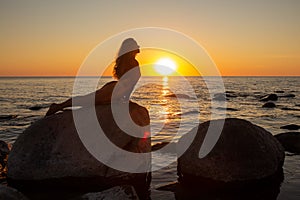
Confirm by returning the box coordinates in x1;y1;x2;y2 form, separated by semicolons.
0;115;17;121
279;94;295;98
177;118;284;183
275;90;284;93
280;124;300;130
164;94;196;100
28;106;44;111
0;140;10;170
8;101;151;195
281;107;300;111
0;185;28;200
78;185;139;200
216;107;238;111
213;93;227;101
260;94;278;102
275;132;300;153
262;102;276;108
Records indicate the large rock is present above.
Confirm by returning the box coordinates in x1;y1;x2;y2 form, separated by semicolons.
177;118;284;183
0;185;28;200
78;185;139;200
7;101;151;196
275;132;300;153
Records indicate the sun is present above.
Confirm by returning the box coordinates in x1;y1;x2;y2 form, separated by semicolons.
154;58;177;76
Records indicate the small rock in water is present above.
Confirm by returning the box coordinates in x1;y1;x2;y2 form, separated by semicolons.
260;94;278;102
279;94;296;98
275;132;300;153
281;107;300;111
280;124;300;130
262;102;276;108
275;90;285;93
28;104;49;111
79;185;139;200
213;93;227;101
0;185;28;200
216;107;238;111
0;115;17;121
164;93;195;100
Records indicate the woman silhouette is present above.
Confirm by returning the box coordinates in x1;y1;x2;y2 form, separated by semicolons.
46;38;141;116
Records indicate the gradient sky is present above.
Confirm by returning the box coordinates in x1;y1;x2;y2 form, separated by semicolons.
0;0;299;76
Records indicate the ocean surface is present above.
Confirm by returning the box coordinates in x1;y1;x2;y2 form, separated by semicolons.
0;76;299;199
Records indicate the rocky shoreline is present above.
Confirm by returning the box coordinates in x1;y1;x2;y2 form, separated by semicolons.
0;101;299;199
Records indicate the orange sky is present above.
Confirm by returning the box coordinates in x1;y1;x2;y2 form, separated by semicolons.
0;1;299;76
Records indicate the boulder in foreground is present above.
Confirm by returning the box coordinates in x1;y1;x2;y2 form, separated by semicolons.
7;101;151;197
79;185;139;200
177;118;285;184
0;185;28;200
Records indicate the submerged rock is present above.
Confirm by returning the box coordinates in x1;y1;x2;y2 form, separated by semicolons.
213;93;227;101
0;115;17;121
280;124;300;130
260;94;278;102
275;132;300;153
262;102;276;108
0;185;28;200
177;118;284;183
7;101;151;196
279;94;296;98
28;105;49;110
164;93;196;100
79;185;139;200
274;90;284;93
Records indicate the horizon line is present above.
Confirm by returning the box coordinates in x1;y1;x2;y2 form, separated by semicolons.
0;75;299;78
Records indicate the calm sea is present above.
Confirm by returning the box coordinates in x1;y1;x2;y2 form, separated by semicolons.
0;76;299;199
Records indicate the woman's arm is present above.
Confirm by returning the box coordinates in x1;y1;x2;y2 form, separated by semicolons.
45;94;91;116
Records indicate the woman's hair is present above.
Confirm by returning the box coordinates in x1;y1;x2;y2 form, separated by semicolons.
114;38;139;80
113;51;136;80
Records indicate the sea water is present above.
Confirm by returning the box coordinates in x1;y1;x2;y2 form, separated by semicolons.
0;76;299;199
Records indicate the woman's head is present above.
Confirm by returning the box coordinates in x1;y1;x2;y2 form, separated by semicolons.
117;38;140;58
113;38;140;80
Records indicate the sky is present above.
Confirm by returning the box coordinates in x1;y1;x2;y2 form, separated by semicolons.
0;0;299;76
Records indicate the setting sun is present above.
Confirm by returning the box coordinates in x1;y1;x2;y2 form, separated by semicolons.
154;58;177;76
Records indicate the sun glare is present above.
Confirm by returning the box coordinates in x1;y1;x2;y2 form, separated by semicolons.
154;58;177;76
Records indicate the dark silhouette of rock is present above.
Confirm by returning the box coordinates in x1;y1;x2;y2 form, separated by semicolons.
262;102;276;108
213;93;227;101
216;107;238;111
78;185;139;200
275;90;284;93
281;107;300;111
0;115;17;121
0;185;28;200
280;124;300;130
260;94;278;102
279;94;295;98
28;106;43;111
164;93;196;100
0;140;9;170
275;132;300;153
7;102;151;196
177;118;284;183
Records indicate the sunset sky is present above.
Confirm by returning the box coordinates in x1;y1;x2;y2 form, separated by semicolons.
0;0;299;76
